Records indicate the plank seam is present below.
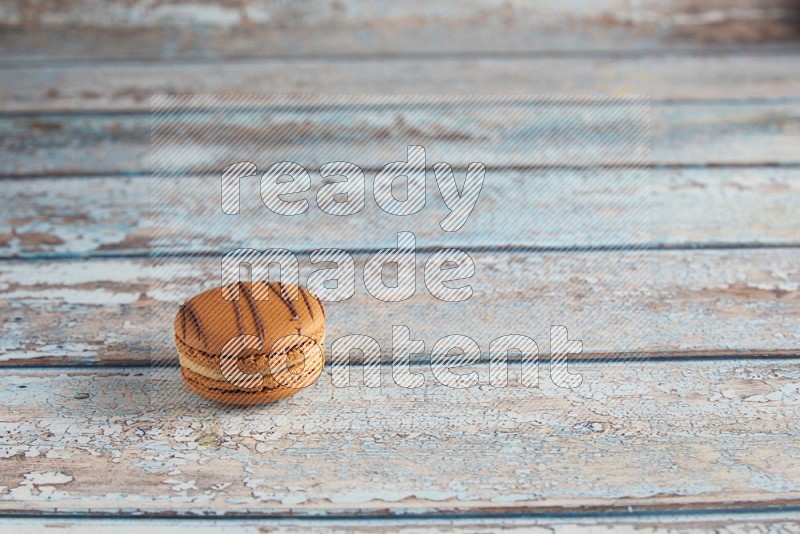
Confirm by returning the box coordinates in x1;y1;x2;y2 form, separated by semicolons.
3;243;800;263
3;96;800;119
1;44;800;69
5;162;800;182
2;502;800;521
3;352;800;371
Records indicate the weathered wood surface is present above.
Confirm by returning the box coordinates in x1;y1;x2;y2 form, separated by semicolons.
1;249;797;366
2;0;737;28
3;513;800;532
2;0;799;66
2;168;799;258
3;53;800;113
2;100;800;177
3;0;797;35
1;359;799;515
2;0;799;525
3;32;799;71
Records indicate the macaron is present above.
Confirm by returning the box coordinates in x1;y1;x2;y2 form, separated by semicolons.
174;281;326;404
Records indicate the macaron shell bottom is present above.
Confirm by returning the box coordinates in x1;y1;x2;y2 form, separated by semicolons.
177;343;325;405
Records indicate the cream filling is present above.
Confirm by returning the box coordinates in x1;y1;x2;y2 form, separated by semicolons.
178;342;324;383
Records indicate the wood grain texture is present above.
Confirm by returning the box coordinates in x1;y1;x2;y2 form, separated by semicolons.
3;0;796;32
3;513;800;532
2;0;799;65
1;359;799;515
2;1;799;524
2;100;799;177
2;168;799;258
1;249;797;366
3;52;800;113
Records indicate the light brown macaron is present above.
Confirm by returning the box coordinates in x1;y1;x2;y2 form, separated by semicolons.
174;281;326;405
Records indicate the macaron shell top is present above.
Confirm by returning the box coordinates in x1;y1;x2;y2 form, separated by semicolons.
174;281;326;356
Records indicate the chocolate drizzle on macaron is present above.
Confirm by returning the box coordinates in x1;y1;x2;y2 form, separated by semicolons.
238;281;266;341
268;282;300;320
181;302;208;350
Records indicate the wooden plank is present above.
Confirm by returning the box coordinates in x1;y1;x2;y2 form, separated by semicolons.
1;359;799;515
3;513;800;532
2;0;798;64
4;30;799;69
0;0;682;28
2;52;800;113
2;0;795;33
1;249;797;366
2;101;799;177
2;168;799;258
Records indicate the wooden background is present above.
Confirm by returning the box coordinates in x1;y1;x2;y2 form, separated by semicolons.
1;0;800;531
